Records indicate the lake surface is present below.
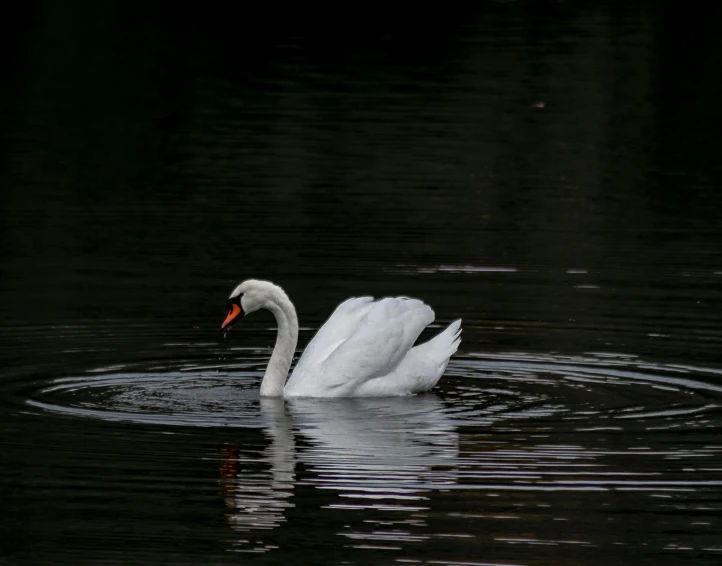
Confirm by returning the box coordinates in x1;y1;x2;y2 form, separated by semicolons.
1;3;721;565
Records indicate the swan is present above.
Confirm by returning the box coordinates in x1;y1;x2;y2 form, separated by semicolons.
221;279;462;398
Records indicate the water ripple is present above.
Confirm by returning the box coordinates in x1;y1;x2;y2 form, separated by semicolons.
2;350;720;557
11;351;721;434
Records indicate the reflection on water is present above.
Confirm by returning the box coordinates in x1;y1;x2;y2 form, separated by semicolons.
2;347;722;562
199;352;722;556
292;395;458;496
18;351;707;558
220;400;295;553
219;396;458;552
290;396;459;551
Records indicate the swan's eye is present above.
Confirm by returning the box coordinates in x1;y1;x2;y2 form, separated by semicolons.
226;293;243;312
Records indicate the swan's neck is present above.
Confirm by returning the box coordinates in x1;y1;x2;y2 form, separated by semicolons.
260;291;298;397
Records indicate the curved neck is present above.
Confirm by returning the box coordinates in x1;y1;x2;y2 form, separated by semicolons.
260;290;299;397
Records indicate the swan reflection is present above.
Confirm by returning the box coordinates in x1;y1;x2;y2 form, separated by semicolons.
289;395;458;504
219;399;295;553
220;395;457;551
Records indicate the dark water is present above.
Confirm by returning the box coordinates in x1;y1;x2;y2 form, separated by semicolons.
2;3;722;564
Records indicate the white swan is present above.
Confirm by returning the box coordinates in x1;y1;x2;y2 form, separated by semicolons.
221;279;461;398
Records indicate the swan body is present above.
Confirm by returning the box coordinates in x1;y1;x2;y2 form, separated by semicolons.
221;279;461;398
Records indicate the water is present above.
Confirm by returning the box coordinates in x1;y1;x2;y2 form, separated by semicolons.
1;3;722;565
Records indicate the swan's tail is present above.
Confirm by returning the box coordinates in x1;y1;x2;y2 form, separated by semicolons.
371;319;461;396
432;318;462;361
406;319;462;393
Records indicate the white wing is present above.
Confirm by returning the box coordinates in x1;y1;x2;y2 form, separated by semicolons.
285;297;434;397
284;297;374;390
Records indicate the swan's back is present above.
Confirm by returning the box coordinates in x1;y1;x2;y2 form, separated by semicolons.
285;296;459;397
293;296;375;370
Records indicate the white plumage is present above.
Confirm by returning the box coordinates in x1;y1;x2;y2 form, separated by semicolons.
222;280;461;398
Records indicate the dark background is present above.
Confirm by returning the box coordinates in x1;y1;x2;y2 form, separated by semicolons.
1;1;721;564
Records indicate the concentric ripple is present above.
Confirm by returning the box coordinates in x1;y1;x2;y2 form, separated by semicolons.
18;350;722;431
443;352;722;432
10;351;722;558
24;363;266;428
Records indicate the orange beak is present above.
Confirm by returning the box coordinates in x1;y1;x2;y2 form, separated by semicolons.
221;303;243;331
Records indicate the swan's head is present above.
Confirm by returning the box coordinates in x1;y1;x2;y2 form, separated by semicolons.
221;279;286;332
